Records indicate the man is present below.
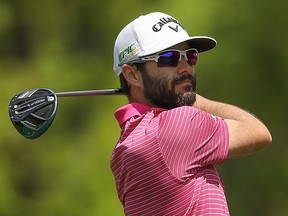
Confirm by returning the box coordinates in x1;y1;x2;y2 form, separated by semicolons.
110;12;272;215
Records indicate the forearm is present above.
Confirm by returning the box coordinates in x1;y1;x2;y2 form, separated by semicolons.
194;94;272;158
194;95;253;121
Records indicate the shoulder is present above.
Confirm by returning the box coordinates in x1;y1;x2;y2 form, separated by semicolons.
160;106;203;121
159;106;227;130
162;105;199;116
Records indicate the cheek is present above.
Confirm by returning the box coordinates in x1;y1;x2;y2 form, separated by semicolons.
157;69;176;87
158;73;173;89
144;61;176;87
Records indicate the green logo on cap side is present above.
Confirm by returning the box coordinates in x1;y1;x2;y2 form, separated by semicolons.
118;42;141;63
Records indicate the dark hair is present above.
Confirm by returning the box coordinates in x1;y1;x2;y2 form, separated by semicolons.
119;73;130;96
119;63;146;96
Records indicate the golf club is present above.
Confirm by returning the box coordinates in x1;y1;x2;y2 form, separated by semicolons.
9;88;123;139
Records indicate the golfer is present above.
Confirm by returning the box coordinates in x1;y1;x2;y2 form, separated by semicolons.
110;12;272;215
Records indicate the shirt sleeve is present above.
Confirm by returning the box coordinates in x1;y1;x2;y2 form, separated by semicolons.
158;106;229;179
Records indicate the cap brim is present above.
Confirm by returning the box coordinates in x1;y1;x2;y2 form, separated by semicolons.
139;36;217;57
187;36;217;52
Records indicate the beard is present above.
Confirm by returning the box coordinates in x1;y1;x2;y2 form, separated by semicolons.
141;69;197;109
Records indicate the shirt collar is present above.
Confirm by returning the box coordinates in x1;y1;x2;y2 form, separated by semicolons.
114;102;151;128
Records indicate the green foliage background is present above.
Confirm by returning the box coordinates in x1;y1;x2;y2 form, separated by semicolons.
0;0;287;215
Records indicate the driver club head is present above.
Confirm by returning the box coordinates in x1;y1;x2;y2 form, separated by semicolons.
8;88;58;139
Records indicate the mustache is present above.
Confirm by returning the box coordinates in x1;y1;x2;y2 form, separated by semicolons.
171;74;194;88
173;74;193;83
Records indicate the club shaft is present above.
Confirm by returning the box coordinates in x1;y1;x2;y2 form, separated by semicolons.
55;88;123;97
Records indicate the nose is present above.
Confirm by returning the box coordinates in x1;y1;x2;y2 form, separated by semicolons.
177;57;193;74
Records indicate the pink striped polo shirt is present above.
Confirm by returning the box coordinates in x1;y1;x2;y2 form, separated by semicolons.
111;102;230;215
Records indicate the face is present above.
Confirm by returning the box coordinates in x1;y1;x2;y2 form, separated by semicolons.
140;44;197;109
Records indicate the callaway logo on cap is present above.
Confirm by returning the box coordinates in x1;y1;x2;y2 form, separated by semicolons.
113;12;217;76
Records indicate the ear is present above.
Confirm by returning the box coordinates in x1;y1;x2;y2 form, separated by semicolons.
121;64;142;88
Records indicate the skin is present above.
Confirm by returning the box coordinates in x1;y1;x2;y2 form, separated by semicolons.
121;43;272;158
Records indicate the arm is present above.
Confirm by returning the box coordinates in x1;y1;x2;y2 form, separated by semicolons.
194;95;272;158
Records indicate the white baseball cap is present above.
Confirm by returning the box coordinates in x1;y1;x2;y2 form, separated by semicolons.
113;12;217;76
